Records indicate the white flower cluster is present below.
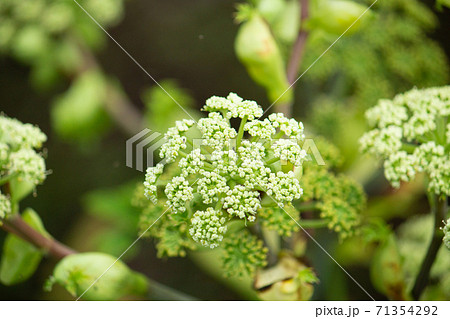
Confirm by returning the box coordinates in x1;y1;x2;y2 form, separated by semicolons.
8;149;46;184
272;139;308;166
0;192;11;219
0;116;47;150
189;207;227;248
244;119;275;139
164;176;193;213
223;185;261;221
144;163;164;203
159;119;194;163
262;171;303;205
198;112;237;149
143;93;306;248
268;113;305;141
197;171;229;204
360;86;450;195
0;115;47;187
203;93;263;120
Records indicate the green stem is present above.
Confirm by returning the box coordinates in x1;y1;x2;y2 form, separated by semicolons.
3;215;76;260
297;201;319;212
401;143;417;154
147;278;198;301
298;219;329;229
236;115;248;149
265;157;279;165
411;195;448;300
0;173;16;186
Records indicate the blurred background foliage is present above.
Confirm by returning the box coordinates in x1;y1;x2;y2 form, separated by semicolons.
0;0;449;300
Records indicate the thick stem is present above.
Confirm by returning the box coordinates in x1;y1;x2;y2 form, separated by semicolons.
286;0;310;85
4;215;76;260
411;195;448;300
147;279;198;301
277;0;310;117
297;201;319;212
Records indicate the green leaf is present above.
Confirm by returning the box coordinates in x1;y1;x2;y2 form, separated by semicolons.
0;208;49;285
51;70;110;142
9;176;36;203
370;234;410;300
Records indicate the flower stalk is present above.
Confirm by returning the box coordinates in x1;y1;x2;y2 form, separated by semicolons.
411;195;448;300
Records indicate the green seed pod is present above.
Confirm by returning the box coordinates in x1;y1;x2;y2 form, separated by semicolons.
235;11;293;105
257;0;286;24
271;0;301;45
370;234;411;300
309;0;370;35
52;252;148;301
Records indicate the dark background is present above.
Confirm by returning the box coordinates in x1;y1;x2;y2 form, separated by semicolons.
0;0;448;300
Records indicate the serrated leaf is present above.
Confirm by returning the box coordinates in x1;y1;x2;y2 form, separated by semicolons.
0;208;49;285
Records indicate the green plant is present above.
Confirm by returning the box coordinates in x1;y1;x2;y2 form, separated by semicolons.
0;115;195;300
360;86;450;300
136;93;366;300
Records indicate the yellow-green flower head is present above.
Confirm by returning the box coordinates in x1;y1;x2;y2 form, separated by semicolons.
360;86;450;195
143;93;307;249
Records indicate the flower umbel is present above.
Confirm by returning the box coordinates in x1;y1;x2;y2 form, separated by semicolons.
360;86;450;195
142;93;306;251
0;115;47;196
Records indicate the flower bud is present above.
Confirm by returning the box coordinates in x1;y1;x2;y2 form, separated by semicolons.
257;0;286;24
309;0;370;35
271;0;301;45
52;252;148;300
235;12;293;104
254;256;317;300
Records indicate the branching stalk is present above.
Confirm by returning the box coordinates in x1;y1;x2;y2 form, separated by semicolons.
2;215;76;260
0;215;197;300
